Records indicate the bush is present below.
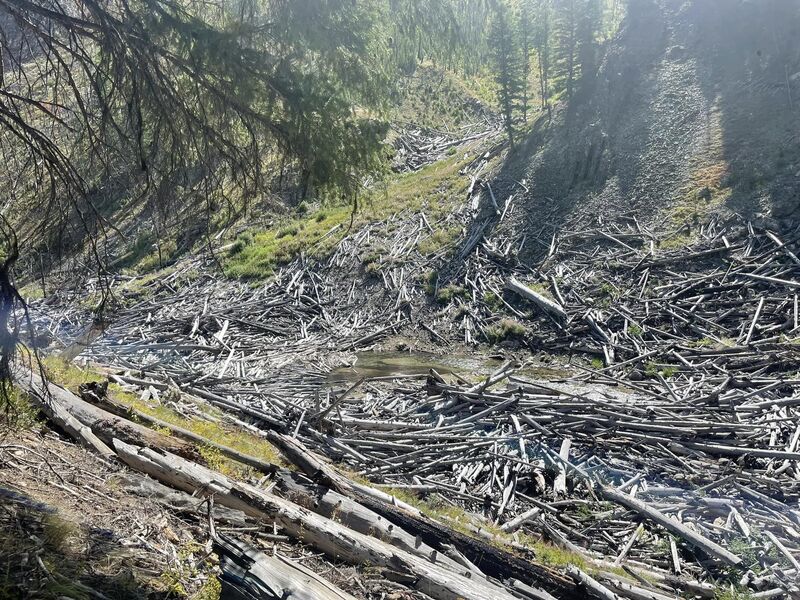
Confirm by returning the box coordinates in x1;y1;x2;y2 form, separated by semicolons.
229;231;254;255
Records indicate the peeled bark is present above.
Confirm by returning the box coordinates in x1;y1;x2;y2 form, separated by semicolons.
215;534;357;600
15;365;196;459
113;439;520;600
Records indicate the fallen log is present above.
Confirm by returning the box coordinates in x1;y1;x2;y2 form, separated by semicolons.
16;366;114;459
80;383;278;474
599;486;742;567
113;439;521;600
273;469;470;576
566;565;619;600
506;277;568;320
268;430;580;598
15;365;194;459
215;534;358;600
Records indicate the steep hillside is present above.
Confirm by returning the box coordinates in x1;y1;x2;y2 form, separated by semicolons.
492;0;800;262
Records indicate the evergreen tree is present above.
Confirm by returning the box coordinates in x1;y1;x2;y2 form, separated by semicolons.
489;1;524;148
553;0;578;101
519;0;535;122
534;0;553;112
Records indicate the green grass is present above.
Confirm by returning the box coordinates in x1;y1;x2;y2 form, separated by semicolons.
715;587;754;600
40;357;281;473
436;284;470;304
2;386;39;430
418;225;462;256
644;361;678;378
224;153;472;280
482;291;504;311
485;318;527;343
627;323;643;337
369;485;635;580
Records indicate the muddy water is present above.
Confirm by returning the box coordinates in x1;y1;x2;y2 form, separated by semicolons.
327;351;571;384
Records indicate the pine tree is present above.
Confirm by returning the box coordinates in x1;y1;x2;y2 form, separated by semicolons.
489;1;524;148
553;0;578;101
519;0;535;122
534;0;553;112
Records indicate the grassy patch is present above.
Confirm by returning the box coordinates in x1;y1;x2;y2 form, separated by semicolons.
665;159;731;246
2;387;40;430
658;231;695;250
627;323;643;337
687;337;714;348
436;284;470;304
225;153;471;280
485;318;527;343
482;291;504;311
40;357;281;472
715;587;754;600
372;486;602;573
418;225;462;256
644;361;678;378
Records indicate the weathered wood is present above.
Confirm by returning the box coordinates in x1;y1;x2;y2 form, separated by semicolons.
267;430;580;598
17;367;115;459
566;565;619;600
599;487;742;567
113;439;521;600
15;366;192;458
506;276;568;320
80;385;278;474
215;534;357;600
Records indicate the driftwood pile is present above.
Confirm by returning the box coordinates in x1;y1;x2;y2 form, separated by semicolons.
392;120;501;172
22;169;800;597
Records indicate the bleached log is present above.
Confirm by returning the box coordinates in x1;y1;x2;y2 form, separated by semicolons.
18;367;114;459
113;439;519;600
600;486;742;567
566;565;619;600
553;438;572;496
215;534;358;600
506;276;567;320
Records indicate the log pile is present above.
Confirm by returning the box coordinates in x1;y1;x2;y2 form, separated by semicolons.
391;121;501;172
21;167;800;597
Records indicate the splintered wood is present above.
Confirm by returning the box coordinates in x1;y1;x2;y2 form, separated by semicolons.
25;221;800;599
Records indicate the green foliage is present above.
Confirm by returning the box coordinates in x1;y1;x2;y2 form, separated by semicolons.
489;2;525;147
483;291;504;310
436;284;470;304
229;231;254;255
644;362;677;378
423;270;440;295
715;586;754;600
225;154;471;280
418;226;461;256
628;323;643;336
40;357;282;471
2;387;39;430
486;318;527;342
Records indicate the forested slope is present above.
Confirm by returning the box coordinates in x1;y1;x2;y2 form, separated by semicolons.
491;0;800;266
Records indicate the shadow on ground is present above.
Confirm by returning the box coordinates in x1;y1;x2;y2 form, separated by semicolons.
449;0;800;272
0;486;172;600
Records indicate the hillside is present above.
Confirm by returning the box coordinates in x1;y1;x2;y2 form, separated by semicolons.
5;1;800;600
